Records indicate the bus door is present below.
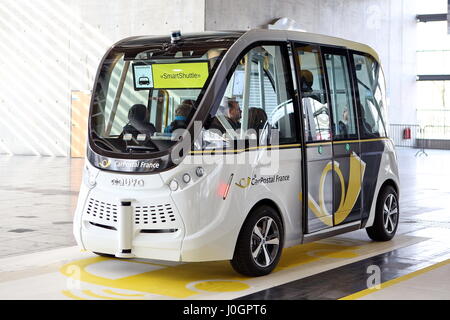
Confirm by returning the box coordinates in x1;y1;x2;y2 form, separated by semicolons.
322;47;363;226
294;44;334;233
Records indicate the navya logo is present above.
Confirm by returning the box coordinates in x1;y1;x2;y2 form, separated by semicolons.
111;178;145;187
99;159;111;168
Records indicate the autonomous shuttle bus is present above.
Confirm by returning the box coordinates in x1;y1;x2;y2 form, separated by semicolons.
73;29;400;276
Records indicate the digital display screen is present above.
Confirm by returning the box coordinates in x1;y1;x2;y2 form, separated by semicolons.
133;64;154;90
152;62;209;89
133;62;209;90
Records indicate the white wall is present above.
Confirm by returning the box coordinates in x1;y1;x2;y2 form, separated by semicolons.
0;0;204;156
0;0;416;156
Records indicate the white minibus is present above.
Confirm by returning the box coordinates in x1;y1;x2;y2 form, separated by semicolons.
73;29;400;276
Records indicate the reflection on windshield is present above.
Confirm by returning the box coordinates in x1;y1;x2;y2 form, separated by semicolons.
90;46;228;155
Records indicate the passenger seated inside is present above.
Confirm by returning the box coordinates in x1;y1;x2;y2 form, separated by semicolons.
164;102;193;134
121;104;156;140
359;106;378;137
209;100;242;134
338;107;349;138
248;107;268;131
300;70;322;103
180;99;196;109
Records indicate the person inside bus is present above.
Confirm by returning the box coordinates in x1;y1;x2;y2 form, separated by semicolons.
300;70;322;103
209;100;242;133
121;104;156;139
338;107;349;138
181;99;196;109
248;107;268;131
301;69;325;141
227;100;242;130
359;105;379;137
164;102;193;134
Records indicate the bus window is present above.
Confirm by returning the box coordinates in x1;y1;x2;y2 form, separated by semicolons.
324;53;358;140
296;45;331;142
201;44;296;150
353;53;388;138
90;45;229;155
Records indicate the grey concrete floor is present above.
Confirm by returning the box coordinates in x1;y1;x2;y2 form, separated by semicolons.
0;148;448;258
0;156;83;257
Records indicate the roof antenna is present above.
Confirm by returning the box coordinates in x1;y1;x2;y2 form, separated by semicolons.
171;30;182;44
267;17;306;32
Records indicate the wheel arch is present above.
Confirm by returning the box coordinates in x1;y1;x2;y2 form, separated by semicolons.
379;178;399;198
249;198;285;230
363;177;400;228
234;198;286;251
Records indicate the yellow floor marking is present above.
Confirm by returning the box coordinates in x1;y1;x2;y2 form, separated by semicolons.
193;281;250;292
60;242;360;299
102;289;145;297
275;242;359;271
340;259;450;300
82;289;144;300
61;290;86;300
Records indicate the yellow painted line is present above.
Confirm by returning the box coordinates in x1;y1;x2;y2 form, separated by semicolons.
307;138;388;147
61;290;87;300
333;138;389;145
340;259;450;300
189;138;390;155
103;289;145;297
189;144;301;154
82;289;144;300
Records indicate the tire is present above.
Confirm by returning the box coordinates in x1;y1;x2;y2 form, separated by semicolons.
366;185;399;241
231;205;284;277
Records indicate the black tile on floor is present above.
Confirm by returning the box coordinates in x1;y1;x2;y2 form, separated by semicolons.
8;228;35;233
237;238;449;300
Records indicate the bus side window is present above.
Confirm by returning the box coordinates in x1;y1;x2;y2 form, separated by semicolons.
200;44;296;150
353;54;388;138
324;52;358;140
296;45;331;142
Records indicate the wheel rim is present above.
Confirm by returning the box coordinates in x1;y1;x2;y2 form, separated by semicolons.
383;193;399;233
250;216;280;268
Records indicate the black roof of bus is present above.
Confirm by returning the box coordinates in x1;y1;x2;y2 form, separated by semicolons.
112;29;380;64
114;31;246;49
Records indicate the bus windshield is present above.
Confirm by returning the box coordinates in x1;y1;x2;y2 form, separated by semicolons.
90;41;232;156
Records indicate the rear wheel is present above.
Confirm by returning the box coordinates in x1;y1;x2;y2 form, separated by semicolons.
231;205;283;277
366;185;399;241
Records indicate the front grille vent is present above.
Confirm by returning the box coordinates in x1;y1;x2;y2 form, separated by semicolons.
86;198;118;223
134;204;176;225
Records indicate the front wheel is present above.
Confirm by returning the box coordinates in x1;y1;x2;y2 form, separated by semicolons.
231;205;284;277
366;185;399;241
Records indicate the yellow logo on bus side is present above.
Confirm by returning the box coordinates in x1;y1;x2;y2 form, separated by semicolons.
302;152;366;226
152;62;209;89
99;159;111;168
235;177;251;189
